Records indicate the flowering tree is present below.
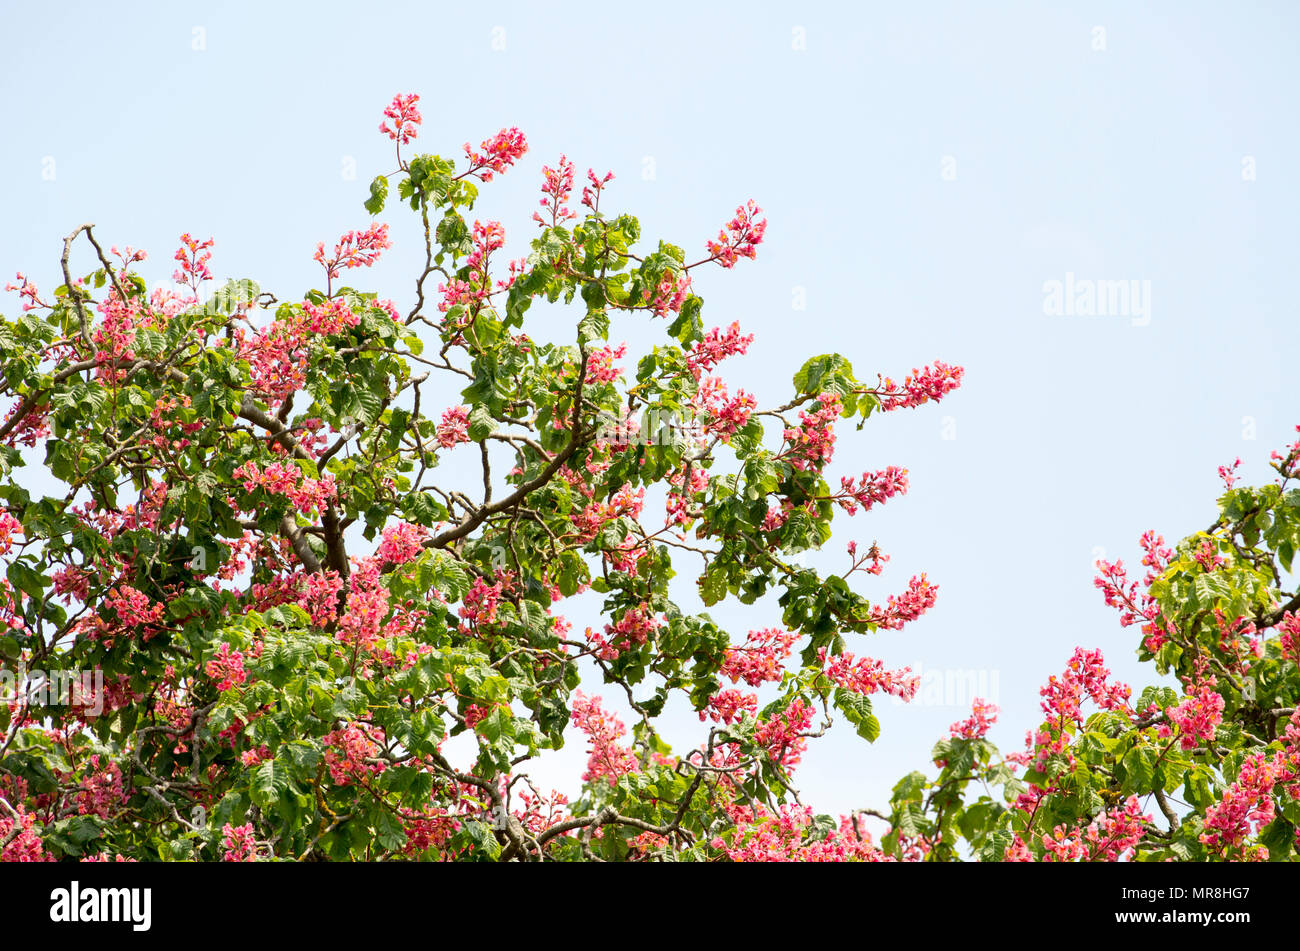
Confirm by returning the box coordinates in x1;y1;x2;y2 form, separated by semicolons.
0;93;964;861
872;433;1300;862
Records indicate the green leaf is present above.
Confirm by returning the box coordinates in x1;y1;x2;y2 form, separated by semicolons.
468;405;496;442
835;688;881;743
792;353;856;396
250;758;292;808
364;175;389;215
375;810;408;852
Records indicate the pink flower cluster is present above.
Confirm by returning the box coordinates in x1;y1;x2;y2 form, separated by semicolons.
665;465;709;528
337;558;390;649
534;155;577;227
1201;753;1280;855
705;200;767;268
819;648;918;700
694;375;756;441
712;802;889;862
0;805;49;862
873;361;964;412
1093;531;1175;652
1200;711;1300;856
643;270;692;317
701;688;759;725
782;393;841;472
1040;647;1132;725
1038;796;1149;862
1218;457;1242;489
583;344;627;385
377;522;427;565
686;322;754;376
0;510;21;556
205;643;247;692
173;233;214;293
379;92;422;145
581;168;614;212
721;628;797;686
459;576;504;632
570;692;639;786
233;461;338;516
462;127;529;182
590;603;661;660
868;574;937;631
221;823;258;862
836;466;909;516
4;272;43;311
435;405;472;449
296;569;344;627
323;723;387;786
1164;683;1225;750
753;697;814;768
438;221;514;319
949;698;999;740
106;585;165;629
313;222;392;281
75;755;125;818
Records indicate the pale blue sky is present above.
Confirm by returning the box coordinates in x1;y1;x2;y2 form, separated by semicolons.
3;1;1298;818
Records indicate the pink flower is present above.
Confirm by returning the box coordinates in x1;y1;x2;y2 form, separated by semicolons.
701;688;759;725
694;375;756;440
721;628;797;686
868;574;938;631
221;823;258;862
1201;753;1280;855
323;723;387;786
205;643;247;692
949;698;999;740
754;697;815;768
0;510;22;556
296;569;344;626
581;168;615;212
173;233;214;292
462;127;529;182
313;222;392;281
643;270;691;316
705;200;767;268
1167;683;1226;750
379;92;422;145
836;466;909;516
686;322;754;374
377;522;427;565
4;272;44;311
534;155;577;227
781;393;842;472
459;576;504;632
570;692;639;785
1218;457;1242;489
436;406;472;449
336;557;390;649
873;361;964;412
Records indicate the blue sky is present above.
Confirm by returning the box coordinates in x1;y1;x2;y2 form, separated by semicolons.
3;1;1298;818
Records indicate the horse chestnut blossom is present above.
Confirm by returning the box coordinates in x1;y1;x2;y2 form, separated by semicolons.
379;92;422;145
534;155;577;227
313;222;392;285
0;94;980;864
949;698;999;740
705;199;767;268
871;361;964;412
461;127;528;181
